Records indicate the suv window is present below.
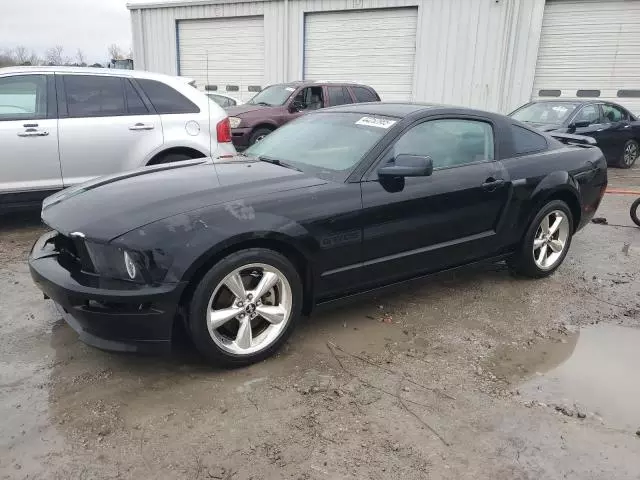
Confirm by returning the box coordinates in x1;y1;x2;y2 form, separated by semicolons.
327;86;352;106
602;103;627;122
393;119;494;169
511;125;547;155
124;79;149;115
0;75;47;121
137;78;200;114
352;86;378;103
293;86;324;111
64;75;126;118
573;104;603;126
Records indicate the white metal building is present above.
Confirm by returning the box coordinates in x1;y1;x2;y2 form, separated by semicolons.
128;0;640;113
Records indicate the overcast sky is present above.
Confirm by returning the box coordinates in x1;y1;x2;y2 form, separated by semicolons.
1;0;133;64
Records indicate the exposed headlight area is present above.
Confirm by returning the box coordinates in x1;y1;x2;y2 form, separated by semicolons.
84;242;148;283
229;116;242;128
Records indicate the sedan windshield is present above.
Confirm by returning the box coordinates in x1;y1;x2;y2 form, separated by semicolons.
511;102;579;125
244;113;394;177
247;85;297;106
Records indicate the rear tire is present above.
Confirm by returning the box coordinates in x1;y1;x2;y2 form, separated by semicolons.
631;197;640;227
187;248;302;367
617;139;639;169
249;127;273;146
509;200;574;278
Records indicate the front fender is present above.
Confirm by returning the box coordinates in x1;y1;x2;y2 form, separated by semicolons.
115;202;315;284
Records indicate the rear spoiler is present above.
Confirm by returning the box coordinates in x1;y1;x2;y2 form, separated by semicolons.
548;132;597;146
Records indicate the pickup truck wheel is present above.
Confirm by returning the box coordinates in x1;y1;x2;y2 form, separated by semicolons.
188;248;302;367
249;127;273;146
509;200;574;278
618;140;639;169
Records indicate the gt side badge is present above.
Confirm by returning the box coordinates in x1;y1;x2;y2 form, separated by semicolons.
355;116;397;129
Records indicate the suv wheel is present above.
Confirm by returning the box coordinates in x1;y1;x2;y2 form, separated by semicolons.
509;200;574;278
249;127;273;146
188;248;302;367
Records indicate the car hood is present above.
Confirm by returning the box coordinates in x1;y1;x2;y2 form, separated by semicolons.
41;158;326;241
526;122;562;132
226;104;280;117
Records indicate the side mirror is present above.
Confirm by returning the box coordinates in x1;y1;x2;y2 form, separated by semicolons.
289;101;304;113
570;120;591;129
378;154;433;178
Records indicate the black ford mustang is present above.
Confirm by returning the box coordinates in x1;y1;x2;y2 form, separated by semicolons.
29;103;608;366
510;100;639;169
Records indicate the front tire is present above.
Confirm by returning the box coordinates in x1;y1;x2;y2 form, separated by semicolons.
510;200;574;278
618;139;639;169
188;248;302;367
249;127;273;146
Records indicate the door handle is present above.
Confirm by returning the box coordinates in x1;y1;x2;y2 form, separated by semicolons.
17;129;49;137
482;178;505;191
129;123;154;131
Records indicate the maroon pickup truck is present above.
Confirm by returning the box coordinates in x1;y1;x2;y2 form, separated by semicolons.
226;81;380;149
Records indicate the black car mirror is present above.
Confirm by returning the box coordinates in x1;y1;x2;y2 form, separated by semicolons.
378;154;433;178
570;120;591;129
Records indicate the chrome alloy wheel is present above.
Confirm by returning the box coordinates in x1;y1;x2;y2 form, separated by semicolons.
532;210;570;270
206;263;292;355
623;141;639;167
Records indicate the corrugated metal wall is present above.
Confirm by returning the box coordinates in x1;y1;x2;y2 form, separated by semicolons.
129;0;545;113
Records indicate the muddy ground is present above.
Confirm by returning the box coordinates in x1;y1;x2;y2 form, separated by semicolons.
1;167;639;479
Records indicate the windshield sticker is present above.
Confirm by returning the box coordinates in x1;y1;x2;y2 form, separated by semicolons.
285;87;295;92
355;116;397;129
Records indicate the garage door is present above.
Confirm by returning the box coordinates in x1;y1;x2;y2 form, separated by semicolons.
178;16;264;103
533;0;640;114
304;8;418;101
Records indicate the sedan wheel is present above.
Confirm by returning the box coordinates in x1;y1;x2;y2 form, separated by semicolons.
532;210;570;270
620;140;639;168
207;263;292;355
188;249;302;366
509;200;574;278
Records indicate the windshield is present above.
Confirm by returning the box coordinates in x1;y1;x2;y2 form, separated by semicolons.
247;85;297;106
244;112;395;177
511;102;579;125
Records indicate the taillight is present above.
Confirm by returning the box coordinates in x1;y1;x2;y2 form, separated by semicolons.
216;118;232;143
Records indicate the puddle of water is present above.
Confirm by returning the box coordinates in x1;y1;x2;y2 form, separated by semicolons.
520;324;640;430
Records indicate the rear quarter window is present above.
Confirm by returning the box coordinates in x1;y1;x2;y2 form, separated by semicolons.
352;86;379;103
511;125;548;156
136;78;200;114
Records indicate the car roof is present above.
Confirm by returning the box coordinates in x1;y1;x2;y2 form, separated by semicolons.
0;65;180;82
323;102;500;119
273;80;375;88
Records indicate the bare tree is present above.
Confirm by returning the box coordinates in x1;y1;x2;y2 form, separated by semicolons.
45;45;66;65
108;44;124;60
76;48;86;66
14;46;29;64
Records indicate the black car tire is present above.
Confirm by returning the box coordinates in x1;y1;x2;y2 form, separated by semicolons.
188;248;303;367
249;127;273;146
509;200;574;278
617;139;639;169
631;197;640;227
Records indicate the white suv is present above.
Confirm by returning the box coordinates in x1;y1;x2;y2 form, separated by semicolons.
0;66;235;211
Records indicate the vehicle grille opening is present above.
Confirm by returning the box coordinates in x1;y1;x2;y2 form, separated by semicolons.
53;233;95;273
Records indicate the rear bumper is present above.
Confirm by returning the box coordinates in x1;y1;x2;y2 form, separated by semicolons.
29;235;187;353
231;127;252;149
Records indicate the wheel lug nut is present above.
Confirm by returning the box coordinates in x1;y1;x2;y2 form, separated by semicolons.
237;301;244;307
247;294;253;301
